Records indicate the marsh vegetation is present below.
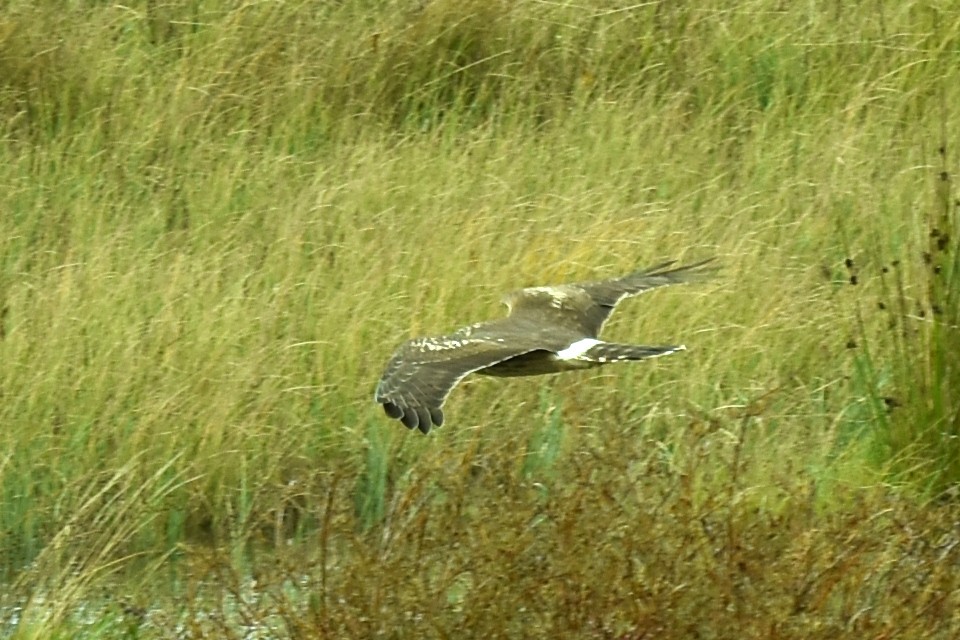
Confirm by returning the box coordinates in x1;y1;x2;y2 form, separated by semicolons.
1;1;958;637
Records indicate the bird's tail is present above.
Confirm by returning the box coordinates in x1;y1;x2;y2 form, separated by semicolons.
578;342;686;363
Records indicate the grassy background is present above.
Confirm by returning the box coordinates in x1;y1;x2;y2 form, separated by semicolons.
1;0;959;637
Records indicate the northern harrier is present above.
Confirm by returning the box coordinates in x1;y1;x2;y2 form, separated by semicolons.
375;258;715;433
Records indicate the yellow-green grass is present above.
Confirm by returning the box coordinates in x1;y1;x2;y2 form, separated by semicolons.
1;0;959;637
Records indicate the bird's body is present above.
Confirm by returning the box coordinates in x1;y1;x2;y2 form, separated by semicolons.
375;258;715;433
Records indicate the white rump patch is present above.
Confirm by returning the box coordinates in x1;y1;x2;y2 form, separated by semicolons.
556;338;602;360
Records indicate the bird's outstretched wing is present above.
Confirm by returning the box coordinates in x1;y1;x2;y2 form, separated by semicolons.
512;258;717;337
580;258;717;305
374;333;541;434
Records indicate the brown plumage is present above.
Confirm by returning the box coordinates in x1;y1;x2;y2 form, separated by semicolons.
375;258;715;433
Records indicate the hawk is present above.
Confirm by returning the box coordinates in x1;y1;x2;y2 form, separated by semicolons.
375;258;715;433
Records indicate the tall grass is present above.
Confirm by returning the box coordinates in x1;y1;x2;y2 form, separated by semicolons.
844;113;960;495
1;0;959;636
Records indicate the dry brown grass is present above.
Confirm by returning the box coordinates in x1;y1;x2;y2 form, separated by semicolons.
122;420;960;638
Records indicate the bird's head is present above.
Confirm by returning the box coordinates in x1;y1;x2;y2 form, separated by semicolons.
501;286;579;316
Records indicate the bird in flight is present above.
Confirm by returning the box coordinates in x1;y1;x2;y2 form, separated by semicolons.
375;258;715;433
